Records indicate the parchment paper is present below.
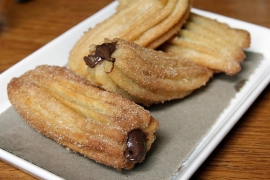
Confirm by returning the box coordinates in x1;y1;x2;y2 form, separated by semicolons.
0;51;263;180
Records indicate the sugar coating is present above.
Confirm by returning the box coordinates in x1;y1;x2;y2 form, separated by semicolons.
161;13;251;75
7;65;159;171
85;38;213;106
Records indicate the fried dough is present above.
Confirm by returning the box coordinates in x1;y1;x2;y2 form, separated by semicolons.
68;0;190;78
161;13;251;75
7;65;159;170
83;38;213;106
117;0;192;49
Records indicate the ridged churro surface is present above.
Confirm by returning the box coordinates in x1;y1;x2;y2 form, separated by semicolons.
7;65;159;170
84;38;213;106
161;13;251;75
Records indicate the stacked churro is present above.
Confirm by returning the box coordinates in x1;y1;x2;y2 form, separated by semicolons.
161;13;250;75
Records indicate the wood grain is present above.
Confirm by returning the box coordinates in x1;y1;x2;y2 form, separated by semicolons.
0;0;269;179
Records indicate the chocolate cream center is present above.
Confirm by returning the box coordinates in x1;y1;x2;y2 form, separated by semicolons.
124;130;147;163
84;42;117;69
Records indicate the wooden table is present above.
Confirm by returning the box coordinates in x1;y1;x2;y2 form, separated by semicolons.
0;0;269;179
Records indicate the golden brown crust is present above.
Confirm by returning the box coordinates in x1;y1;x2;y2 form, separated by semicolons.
68;0;191;78
161;13;251;75
146;3;191;49
132;0;191;47
84;38;213;106
7;65;159;170
117;0;130;10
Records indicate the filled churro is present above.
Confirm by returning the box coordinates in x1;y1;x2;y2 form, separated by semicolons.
83;38;213;106
7;65;159;170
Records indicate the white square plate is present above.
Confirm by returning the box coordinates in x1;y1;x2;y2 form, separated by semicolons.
0;1;270;179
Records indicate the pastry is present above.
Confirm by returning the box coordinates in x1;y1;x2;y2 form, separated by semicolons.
161;13;251;75
83;38;213;106
68;0;191;78
117;0;130;10
116;0;191;49
7;65;159;170
145;3;191;49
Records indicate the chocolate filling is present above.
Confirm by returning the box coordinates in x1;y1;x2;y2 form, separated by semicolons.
84;42;117;70
124;130;147;163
